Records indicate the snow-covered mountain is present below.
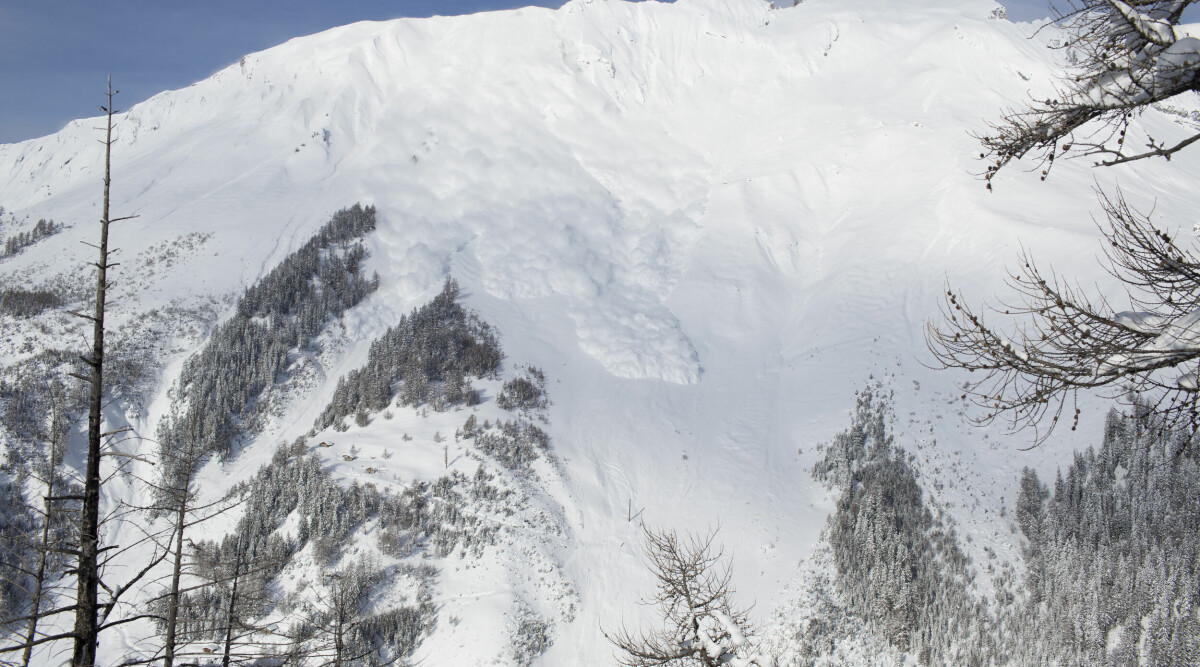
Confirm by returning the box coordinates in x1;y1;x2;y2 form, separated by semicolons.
3;0;1200;664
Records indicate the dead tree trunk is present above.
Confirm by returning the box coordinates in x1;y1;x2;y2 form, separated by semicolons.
161;467;193;667
220;540;245;667
72;75;128;667
21;392;66;667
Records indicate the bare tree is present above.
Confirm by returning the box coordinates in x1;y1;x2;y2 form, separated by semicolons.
981;0;1200;185
158;467;197;667
0;76;169;667
215;540;252;667
935;1;1200;443
135;419;240;667
927;188;1200;445
19;389;71;667
303;559;382;667
253;558;381;667
69;75;140;667
604;528;773;667
211;539;281;667
136;459;238;667
0;382;76;667
317;572;359;667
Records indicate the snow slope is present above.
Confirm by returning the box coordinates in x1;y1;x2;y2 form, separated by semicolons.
4;0;1200;663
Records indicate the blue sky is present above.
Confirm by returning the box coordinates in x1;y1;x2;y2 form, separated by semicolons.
1;0;1055;144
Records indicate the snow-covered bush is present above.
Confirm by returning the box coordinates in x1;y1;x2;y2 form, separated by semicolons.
510;603;553;667
474;419;550;471
497;365;548;413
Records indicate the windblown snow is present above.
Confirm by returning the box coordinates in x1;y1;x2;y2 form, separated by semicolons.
3;0;1200;664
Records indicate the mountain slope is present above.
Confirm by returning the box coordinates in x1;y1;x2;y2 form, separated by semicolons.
3;0;1200;664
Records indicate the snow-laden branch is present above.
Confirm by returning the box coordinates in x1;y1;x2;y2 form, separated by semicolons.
683;610;774;667
605;528;776;667
980;0;1200;180
1108;0;1179;46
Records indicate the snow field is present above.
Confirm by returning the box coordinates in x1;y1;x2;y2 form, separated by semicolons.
4;0;1200;664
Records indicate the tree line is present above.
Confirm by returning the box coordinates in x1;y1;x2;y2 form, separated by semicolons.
998;405;1200;664
1;219;62;258
160;203;379;458
315;277;501;432
782;387;1200;666
811;387;994;666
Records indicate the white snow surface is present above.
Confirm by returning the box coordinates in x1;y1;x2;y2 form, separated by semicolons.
4;0;1200;664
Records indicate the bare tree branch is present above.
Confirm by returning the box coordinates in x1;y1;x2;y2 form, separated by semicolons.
927;187;1200;445
980;0;1200;184
604;527;773;667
